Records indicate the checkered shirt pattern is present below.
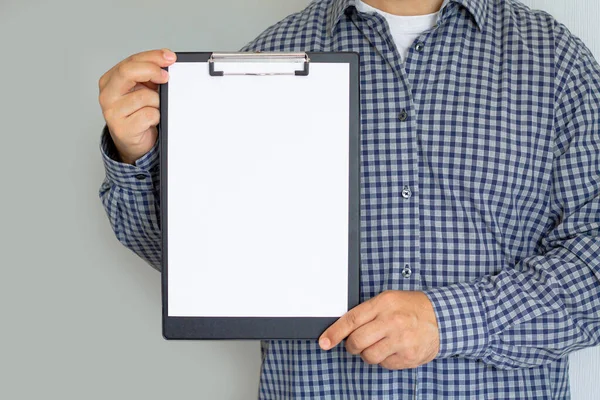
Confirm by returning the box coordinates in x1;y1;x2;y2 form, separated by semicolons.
99;0;600;398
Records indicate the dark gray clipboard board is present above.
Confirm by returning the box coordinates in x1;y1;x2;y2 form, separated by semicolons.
160;52;361;340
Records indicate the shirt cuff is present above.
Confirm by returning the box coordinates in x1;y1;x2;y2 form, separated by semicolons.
100;125;159;191
424;281;490;360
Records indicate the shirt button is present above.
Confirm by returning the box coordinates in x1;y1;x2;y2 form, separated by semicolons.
135;174;147;180
402;265;412;279
401;186;412;199
398;109;408;121
414;42;424;52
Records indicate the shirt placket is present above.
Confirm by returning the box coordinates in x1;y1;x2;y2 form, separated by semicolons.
351;8;423;291
401;18;445;400
350;10;423;398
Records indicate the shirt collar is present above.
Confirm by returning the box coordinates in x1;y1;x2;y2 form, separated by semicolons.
326;0;489;36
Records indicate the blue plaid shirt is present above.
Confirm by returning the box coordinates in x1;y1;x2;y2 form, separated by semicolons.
100;0;600;398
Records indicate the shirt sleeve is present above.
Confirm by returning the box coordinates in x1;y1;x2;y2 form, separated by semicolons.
424;30;600;369
98;125;162;270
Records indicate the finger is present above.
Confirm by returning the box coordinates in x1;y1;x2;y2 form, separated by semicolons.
99;49;175;92
379;353;405;370
319;299;378;351
128;48;177;66
360;337;395;365
139;82;159;91
109;61;169;98
344;319;388;355
129;83;158;93
123;106;160;136
111;88;160;119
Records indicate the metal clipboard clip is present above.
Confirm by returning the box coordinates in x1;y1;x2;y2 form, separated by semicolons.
208;52;310;77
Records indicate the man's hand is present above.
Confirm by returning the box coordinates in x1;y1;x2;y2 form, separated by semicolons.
319;291;440;370
98;49;177;165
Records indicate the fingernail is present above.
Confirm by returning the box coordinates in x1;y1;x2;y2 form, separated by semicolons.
161;69;169;79
319;337;330;350
163;50;176;61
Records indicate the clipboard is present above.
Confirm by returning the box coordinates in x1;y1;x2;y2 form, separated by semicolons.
160;52;360;340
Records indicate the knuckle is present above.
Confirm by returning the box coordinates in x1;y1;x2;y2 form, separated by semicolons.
402;347;419;365
117;61;132;77
108;122;124;139
144;107;159;122
379;290;396;305
398;312;418;329
361;354;377;365
102;106;115;122
131;50;157;62
127;52;142;63
98;91;110;108
151;63;162;75
98;74;107;90
138;89;159;107
344;311;358;327
345;337;360;355
380;355;403;370
132;90;148;108
383;359;401;370
360;349;380;365
391;311;405;326
408;313;419;328
142;108;153;121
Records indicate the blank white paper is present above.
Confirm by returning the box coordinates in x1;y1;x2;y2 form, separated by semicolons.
167;61;350;318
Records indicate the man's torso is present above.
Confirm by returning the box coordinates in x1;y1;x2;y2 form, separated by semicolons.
242;0;577;398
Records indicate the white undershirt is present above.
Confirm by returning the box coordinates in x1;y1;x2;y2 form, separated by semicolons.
356;0;439;62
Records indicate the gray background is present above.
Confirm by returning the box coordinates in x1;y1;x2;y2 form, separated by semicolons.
1;0;598;399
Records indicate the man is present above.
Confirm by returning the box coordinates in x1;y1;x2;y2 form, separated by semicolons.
98;0;600;398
